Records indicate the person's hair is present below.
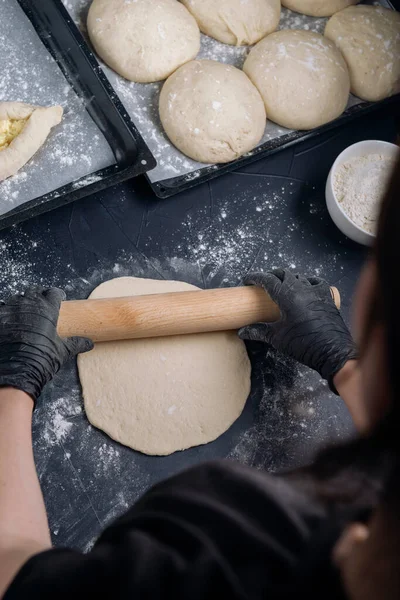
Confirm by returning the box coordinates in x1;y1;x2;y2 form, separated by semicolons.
292;150;400;515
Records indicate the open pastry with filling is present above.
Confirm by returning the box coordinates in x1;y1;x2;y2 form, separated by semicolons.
0;102;63;182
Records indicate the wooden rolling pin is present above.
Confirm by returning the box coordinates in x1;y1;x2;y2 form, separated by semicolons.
57;285;340;343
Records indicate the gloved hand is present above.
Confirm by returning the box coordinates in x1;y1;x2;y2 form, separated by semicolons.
239;270;358;392
0;287;93;404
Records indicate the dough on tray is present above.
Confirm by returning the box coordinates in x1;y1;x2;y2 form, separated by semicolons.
281;0;360;18
243;30;350;130
159;59;266;164
78;277;252;456
325;5;400;102
87;0;200;83
180;0;281;46
0;102;63;182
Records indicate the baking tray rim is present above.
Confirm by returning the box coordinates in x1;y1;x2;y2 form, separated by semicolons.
150;93;400;198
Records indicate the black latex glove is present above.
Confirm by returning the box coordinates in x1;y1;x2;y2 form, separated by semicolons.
0;287;93;404
239;270;358;392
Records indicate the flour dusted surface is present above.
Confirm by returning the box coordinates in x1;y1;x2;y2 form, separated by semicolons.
0;167;356;550
333;153;396;234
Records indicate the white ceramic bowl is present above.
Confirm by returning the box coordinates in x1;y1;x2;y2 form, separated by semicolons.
326;140;399;246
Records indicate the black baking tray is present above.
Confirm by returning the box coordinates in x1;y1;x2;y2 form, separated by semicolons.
149;0;399;198
4;0;399;217
0;0;156;231
153;92;400;198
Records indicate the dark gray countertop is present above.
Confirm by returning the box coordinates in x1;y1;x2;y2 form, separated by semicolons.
0;110;397;552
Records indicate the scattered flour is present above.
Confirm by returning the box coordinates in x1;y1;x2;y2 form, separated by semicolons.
228;352;350;472
40;389;83;446
72;173;103;189
333;153;396;234
97;443;120;474
0;232;51;295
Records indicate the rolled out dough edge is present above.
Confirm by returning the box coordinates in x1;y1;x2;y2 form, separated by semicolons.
78;277;252;456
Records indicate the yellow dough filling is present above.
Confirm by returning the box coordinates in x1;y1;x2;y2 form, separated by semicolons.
0;118;29;151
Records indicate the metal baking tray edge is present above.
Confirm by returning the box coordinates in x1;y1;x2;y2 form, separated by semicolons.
152;93;400;198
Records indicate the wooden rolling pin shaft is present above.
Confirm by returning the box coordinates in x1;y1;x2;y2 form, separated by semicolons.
57;286;340;343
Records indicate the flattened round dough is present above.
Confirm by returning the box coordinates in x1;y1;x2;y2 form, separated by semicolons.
180;0;280;46
325;5;400;102
87;0;200;83
159;59;266;163
0;102;63;182
243;30;350;130
281;0;360;17
78;277;251;456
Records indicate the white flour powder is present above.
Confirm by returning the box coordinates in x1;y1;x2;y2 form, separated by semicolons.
333;153;396;235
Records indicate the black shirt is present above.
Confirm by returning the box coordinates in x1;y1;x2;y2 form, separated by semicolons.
5;460;349;599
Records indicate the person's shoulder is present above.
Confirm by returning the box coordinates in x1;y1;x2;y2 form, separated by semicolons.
5;461;334;600
157;458;315;498
137;458;327;527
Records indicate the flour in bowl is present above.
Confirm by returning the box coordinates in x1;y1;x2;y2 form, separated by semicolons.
333;153;397;234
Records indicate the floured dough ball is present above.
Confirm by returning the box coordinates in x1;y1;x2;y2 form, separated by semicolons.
243;30;350;130
281;0;360;18
87;0;200;83
78;277;251;456
325;5;400;102
0;102;63;182
180;0;280;46
159;60;266;164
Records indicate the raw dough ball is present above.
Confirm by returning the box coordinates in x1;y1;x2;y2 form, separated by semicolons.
180;0;280;46
78;277;251;456
243;30;350;130
281;0;360;17
159;59;266;164
325;5;400;102
0;102;63;182
87;0;200;83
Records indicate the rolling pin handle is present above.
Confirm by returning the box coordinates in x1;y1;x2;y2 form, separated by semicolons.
58;285;341;343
